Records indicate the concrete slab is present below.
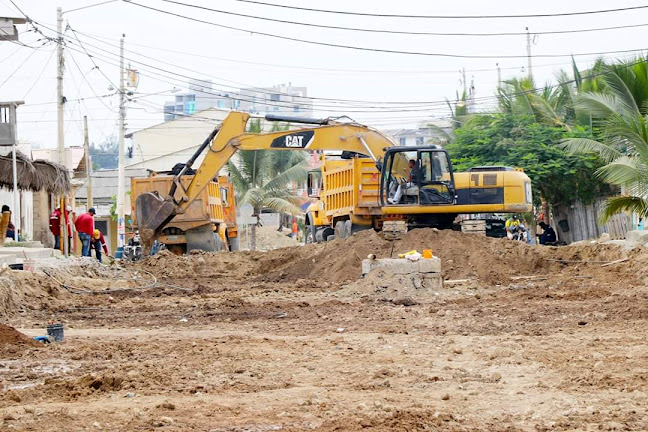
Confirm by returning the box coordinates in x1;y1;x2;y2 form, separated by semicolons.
0;247;54;259
625;230;648;245
362;256;441;276
0;254;17;265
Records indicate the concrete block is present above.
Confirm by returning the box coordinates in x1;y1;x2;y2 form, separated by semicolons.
625;230;648;245
0;254;16;265
362;257;441;276
0;247;54;259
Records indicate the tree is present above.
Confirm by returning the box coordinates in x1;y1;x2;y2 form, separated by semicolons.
227;120;307;250
90;136;118;170
447;113;608;210
563;57;648;221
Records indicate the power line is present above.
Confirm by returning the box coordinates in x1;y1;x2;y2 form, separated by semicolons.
126;1;648;59
0;48;38;90
22;47;56;99
220;0;648;19
157;0;648;37
56;25;648;109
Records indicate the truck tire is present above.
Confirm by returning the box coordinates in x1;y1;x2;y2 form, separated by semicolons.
323;227;335;241
334;220;347;239
305;226;315;244
214;234;223;252
229;236;240;251
344;220;352;238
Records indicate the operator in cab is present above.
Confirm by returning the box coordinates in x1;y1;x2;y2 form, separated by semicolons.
388;159;422;204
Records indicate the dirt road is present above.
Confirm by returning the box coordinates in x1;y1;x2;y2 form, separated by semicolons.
1;229;646;431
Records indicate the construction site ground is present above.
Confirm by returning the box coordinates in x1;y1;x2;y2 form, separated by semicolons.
1;228;647;431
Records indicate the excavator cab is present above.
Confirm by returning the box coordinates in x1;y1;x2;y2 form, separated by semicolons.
380;146;456;206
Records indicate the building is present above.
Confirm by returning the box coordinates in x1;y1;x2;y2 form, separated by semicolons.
163;81;312;121
238;83;313;118
385;120;454;147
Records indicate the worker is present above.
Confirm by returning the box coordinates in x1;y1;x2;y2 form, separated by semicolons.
389;159;422;204
92;229;109;262
74;207;96;257
49;206;61;249
505;214;525;240
1;205;15;240
538;222;557;245
291;218;298;239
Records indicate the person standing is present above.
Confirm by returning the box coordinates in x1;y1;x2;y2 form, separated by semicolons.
49;206;62;249
74;208;96;257
291;218;298;239
92;229;109;262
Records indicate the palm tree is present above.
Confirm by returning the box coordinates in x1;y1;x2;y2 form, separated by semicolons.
227;120;308;250
563;57;648;221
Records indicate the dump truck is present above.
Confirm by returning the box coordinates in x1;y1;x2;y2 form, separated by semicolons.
131;172;239;254
304;153;532;242
134;111;532;248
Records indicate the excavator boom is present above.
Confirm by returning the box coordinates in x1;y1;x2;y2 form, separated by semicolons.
136;111;395;245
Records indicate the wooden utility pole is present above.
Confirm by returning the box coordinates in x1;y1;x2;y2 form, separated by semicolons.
83;115;93;208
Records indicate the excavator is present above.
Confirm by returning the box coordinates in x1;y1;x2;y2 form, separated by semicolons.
136;111;532;248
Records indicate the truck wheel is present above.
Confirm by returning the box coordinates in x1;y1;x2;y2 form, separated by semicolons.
344;220;352;238
323;227;335;241
305;226;315;244
334;221;347;239
229;237;240;251
214;234;223;252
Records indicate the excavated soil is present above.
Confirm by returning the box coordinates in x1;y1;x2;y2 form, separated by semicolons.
0;228;647;431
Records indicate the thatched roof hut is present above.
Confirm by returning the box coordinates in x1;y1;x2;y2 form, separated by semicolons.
0;151;70;194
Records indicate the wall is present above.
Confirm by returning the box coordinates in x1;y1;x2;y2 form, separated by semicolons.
554;198;630;243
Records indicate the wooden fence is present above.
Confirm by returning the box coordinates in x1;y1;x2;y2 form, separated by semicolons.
554;198;630;244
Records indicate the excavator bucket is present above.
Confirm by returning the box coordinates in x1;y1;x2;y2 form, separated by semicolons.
135;191;177;247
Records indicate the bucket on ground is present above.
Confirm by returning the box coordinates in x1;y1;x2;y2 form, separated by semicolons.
47;323;64;342
23;259;36;272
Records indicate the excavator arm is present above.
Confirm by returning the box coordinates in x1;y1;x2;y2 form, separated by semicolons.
136;111;395;245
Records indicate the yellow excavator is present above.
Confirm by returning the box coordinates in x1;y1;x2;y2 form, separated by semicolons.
136;111;532;248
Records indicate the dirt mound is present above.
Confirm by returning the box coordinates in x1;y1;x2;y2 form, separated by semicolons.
0;324;36;356
254;228;545;285
238;226;301;251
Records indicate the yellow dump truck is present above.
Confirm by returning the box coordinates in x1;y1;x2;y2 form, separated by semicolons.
131;173;239;254
304;150;532;242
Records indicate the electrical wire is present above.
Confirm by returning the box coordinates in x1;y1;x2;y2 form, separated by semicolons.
22;47;56;99
127;1;648;59
0;48;38;90
157;0;648;37
220;0;648;19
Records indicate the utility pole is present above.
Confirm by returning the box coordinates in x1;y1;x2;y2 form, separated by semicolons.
115;34;126;258
57;6;68;256
526;27;533;81
83;115;93;209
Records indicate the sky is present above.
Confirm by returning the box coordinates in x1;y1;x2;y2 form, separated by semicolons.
1;0;647;153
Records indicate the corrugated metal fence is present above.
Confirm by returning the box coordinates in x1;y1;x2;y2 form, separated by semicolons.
555;198;629;243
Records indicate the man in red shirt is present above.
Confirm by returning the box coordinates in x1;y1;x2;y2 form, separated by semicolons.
74;208;95;257
49;207;61;249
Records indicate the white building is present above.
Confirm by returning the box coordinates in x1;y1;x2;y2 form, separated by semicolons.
163;81;312;121
385;120;454;147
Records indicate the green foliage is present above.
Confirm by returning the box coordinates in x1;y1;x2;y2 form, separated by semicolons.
90;136;119;170
563;56;648;221
447;114;609;206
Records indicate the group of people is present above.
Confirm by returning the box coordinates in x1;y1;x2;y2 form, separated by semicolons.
49;206;108;262
505;214;557;245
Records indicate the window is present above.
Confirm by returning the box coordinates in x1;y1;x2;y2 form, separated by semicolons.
294;105;300;112
416;137;424;146
399;137;407;146
270;93;280;102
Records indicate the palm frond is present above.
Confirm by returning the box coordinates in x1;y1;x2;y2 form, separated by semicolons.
594;156;643;185
262;197;303;215
264;161;308;191
561;137;622;162
600;195;648;222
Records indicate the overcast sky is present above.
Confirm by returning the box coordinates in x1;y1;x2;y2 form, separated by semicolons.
1;0;646;152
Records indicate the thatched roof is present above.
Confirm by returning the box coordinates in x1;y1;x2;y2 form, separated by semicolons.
0;151;70;194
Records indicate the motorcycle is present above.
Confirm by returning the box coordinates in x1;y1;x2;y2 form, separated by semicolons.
507;223;528;242
123;231;143;261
